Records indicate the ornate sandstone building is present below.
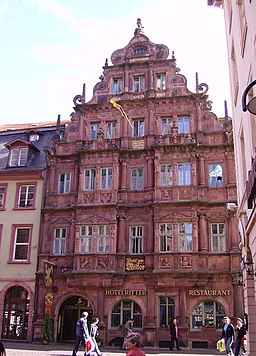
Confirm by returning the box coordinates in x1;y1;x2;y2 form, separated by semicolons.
33;20;241;349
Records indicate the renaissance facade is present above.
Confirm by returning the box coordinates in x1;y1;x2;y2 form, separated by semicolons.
33;21;242;349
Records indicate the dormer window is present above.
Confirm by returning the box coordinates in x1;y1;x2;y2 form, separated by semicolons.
9;147;28;167
29;134;39;142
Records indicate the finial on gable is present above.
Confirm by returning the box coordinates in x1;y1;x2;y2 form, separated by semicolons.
134;18;144;35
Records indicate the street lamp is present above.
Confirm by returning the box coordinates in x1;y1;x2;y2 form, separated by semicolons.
242;80;256;114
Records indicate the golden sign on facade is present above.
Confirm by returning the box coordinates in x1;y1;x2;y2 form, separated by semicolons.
125;257;145;271
188;289;231;296
105;289;147;296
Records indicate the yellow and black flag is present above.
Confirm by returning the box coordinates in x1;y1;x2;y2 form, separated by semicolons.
110;98;133;128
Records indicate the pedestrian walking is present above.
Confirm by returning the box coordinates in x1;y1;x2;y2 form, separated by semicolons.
234;317;247;356
0;341;6;356
121;317;133;349
89;317;103;356
125;332;146;356
72;311;89;356
169;318;181;351
221;316;234;356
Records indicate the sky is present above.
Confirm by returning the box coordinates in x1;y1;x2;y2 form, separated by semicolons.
0;0;231;125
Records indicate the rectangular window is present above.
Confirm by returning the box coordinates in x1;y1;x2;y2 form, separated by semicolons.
159;296;175;327
132;119;144;137
84;169;96;191
0;185;7;209
100;168;113;190
79;225;93;253
18;185;35;208
129;226;143;254
156;74;166;90
161;117;172;135
130;168;144;191
209;164;223;188
90;123;99;140
160;164;173;187
133;76;145;92
97;225;110;253
112;78;123;94
159;223;173;252
9;147;28;166
106;122;117;139
178;222;192;252
58;173;71;194
178;116;190;134
13;227;31;262
210;223;225;252
178;163;191;186
53;228;67;255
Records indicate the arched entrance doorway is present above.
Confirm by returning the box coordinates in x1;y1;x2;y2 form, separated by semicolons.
1;285;29;340
58;296;93;342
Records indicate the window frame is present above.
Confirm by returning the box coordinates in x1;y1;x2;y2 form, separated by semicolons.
106;122;117;139
159;223;173;252
178;116;190;134
130;168;144;191
133;76;145;93
132;119;144;138
129;225;143;254
100;167;113;190
178;222;193;252
84;168;96;191
58;172;71;194
0;183;8;210
161;117;172;135
111;300;143;329
209;163;223;188
9;224;33;263
53;227;67;255
97;225;111;253
160;164;173;187
191;301;226;330
112;78;123;94
79;225;93;253
156;73;166;90
178;163;191;186
9;147;28;167
158;296;175;327
90;123;99;141
210;223;226;252
15;182;37;209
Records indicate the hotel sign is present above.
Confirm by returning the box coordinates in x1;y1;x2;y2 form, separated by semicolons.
105;289;147;296
188;289;231;296
125;257;145;271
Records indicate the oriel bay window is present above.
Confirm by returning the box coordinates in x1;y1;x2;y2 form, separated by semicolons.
160;164;173;186
159;223;173;252
111;300;142;328
53;228;67;255
159;296;175;327
178;116;190;134
210;223;226;252
191;301;226;329
84;169;96;191
129;226;143;254
178;222;192;252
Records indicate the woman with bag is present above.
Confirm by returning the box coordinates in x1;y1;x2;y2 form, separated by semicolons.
221;316;234;356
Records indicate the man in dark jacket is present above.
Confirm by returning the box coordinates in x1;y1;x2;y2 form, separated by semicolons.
72;311;89;356
169;318;181;351
234;317;247;356
221;316;234;355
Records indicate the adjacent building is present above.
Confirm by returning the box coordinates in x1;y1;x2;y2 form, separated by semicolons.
208;1;256;354
32;21;241;349
0;121;66;342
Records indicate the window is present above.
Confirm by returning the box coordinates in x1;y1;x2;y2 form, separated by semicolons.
106;122;117;139
132;119;144;137
9;147;28;167
53;228;67;255
159;223;173;252
133;76;145;92
133;47;147;56
130;168;144;191
58;173;71;194
159;296;175;327
90;123;99;141
0;185;7;209
79;225;93;253
178;116;190;134
100;168;113;190
29;134;39;142
209;164;223;188
178;222;192;252
178;163;191;186
11;226;32;262
97;225;110;253
210;223;225;252
161;118;172;135
84;169;96;191
191;301;226;330
17;185;35;208
111;300;142;328
129;226;143;254
160;164;173;187
156;74;166;90
112;78;123;94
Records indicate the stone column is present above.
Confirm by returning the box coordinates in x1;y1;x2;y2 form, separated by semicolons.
198;212;208;251
229;211;239;252
198;154;206;186
120;159;127;190
146;157;153;189
117;215;126;253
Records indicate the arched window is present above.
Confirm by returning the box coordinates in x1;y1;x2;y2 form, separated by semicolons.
191;301;226;330
111;300;142;328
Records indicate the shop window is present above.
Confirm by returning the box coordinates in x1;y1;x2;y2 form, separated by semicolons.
111;300;142;328
209;164;223;188
15;183;36;209
79;225;93;253
9;147;28;167
9;225;32;263
58;173;71;194
53;228;67;255
112;78;123;94
132;119;144;137
159;296;175;327
129;226;143;254
106;122;117;139
191;301;226;330
178;116;190;134
133;76;145;93
161;117;172;135
130;168;144;191
84;169;96;191
159;223;173;252
210;223;226;252
97;225;110;253
100;168;113;190
178;163;191;186
160;164;173;187
156;74;166;90
0;184;7;210
178;222;192;252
